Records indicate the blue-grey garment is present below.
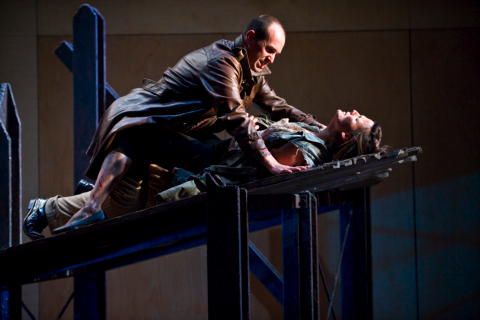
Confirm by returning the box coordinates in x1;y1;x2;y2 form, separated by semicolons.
261;121;329;167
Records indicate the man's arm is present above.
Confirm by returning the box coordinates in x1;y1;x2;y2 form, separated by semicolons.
200;57;309;174
253;77;326;129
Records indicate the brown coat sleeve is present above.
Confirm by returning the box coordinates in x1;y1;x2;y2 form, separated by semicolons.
200;56;268;160
253;76;321;126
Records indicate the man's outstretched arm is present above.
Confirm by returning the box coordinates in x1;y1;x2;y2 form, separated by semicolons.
253;77;326;129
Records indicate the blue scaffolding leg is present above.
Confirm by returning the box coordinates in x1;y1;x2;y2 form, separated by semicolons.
207;175;250;320
340;188;373;320
282;192;319;320
71;5;107;319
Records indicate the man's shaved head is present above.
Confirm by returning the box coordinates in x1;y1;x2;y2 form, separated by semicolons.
243;15;285;41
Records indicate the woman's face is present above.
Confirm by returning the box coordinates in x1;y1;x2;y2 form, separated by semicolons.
333;109;374;132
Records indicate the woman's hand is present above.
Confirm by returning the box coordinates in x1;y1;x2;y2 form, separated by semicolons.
259;147;310;175
266;162;310;175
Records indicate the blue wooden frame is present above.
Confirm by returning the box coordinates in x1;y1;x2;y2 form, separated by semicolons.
0;83;21;249
0;83;22;319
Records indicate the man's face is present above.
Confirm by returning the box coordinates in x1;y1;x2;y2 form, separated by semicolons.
245;23;285;73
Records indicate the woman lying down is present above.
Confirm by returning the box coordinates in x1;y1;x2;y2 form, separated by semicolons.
24;109;384;237
157;109;384;202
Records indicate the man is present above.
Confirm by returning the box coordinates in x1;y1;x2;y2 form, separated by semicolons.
24;15;324;239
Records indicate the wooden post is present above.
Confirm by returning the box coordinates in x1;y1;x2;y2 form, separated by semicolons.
0;83;22;249
340;188;373;320
74;272;106;320
71;5;107;319
207;175;250;320
282;192;320;320
0;286;21;320
72;4;106;186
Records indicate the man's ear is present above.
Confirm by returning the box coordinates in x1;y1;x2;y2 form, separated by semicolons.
245;30;256;42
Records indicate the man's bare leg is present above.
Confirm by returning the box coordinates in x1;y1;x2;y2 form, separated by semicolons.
62;151;132;227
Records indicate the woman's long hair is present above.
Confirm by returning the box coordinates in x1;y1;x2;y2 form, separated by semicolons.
331;123;385;160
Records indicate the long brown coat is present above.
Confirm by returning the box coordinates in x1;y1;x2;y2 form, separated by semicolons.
86;35;318;179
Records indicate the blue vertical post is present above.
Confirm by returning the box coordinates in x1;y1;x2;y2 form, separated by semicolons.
72;4;106;186
340;188;373;320
0;83;22;319
0;83;22;249
71;5;107;320
0;286;21;320
207;176;250;320
74;272;106;320
282;192;320;320
298;193;319;319
0;119;12;250
282;201;301;319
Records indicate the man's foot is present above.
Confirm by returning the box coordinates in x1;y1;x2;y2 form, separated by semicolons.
23;198;48;240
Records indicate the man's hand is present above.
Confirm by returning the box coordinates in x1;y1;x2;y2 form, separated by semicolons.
312;120;327;130
249;115;260;130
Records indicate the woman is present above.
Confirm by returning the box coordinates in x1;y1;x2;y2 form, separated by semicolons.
261;109;382;167
157;109;384;202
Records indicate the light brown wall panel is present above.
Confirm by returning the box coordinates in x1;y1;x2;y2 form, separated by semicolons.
39;0;411;36
37;0;480;37
106;33;231;96
410;0;480;29
38;36;74;198
38;36;75;320
412;29;480;186
411;28;480;318
39;278;74;319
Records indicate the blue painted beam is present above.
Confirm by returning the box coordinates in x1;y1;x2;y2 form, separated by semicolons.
55;41;120;106
248;241;284;304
